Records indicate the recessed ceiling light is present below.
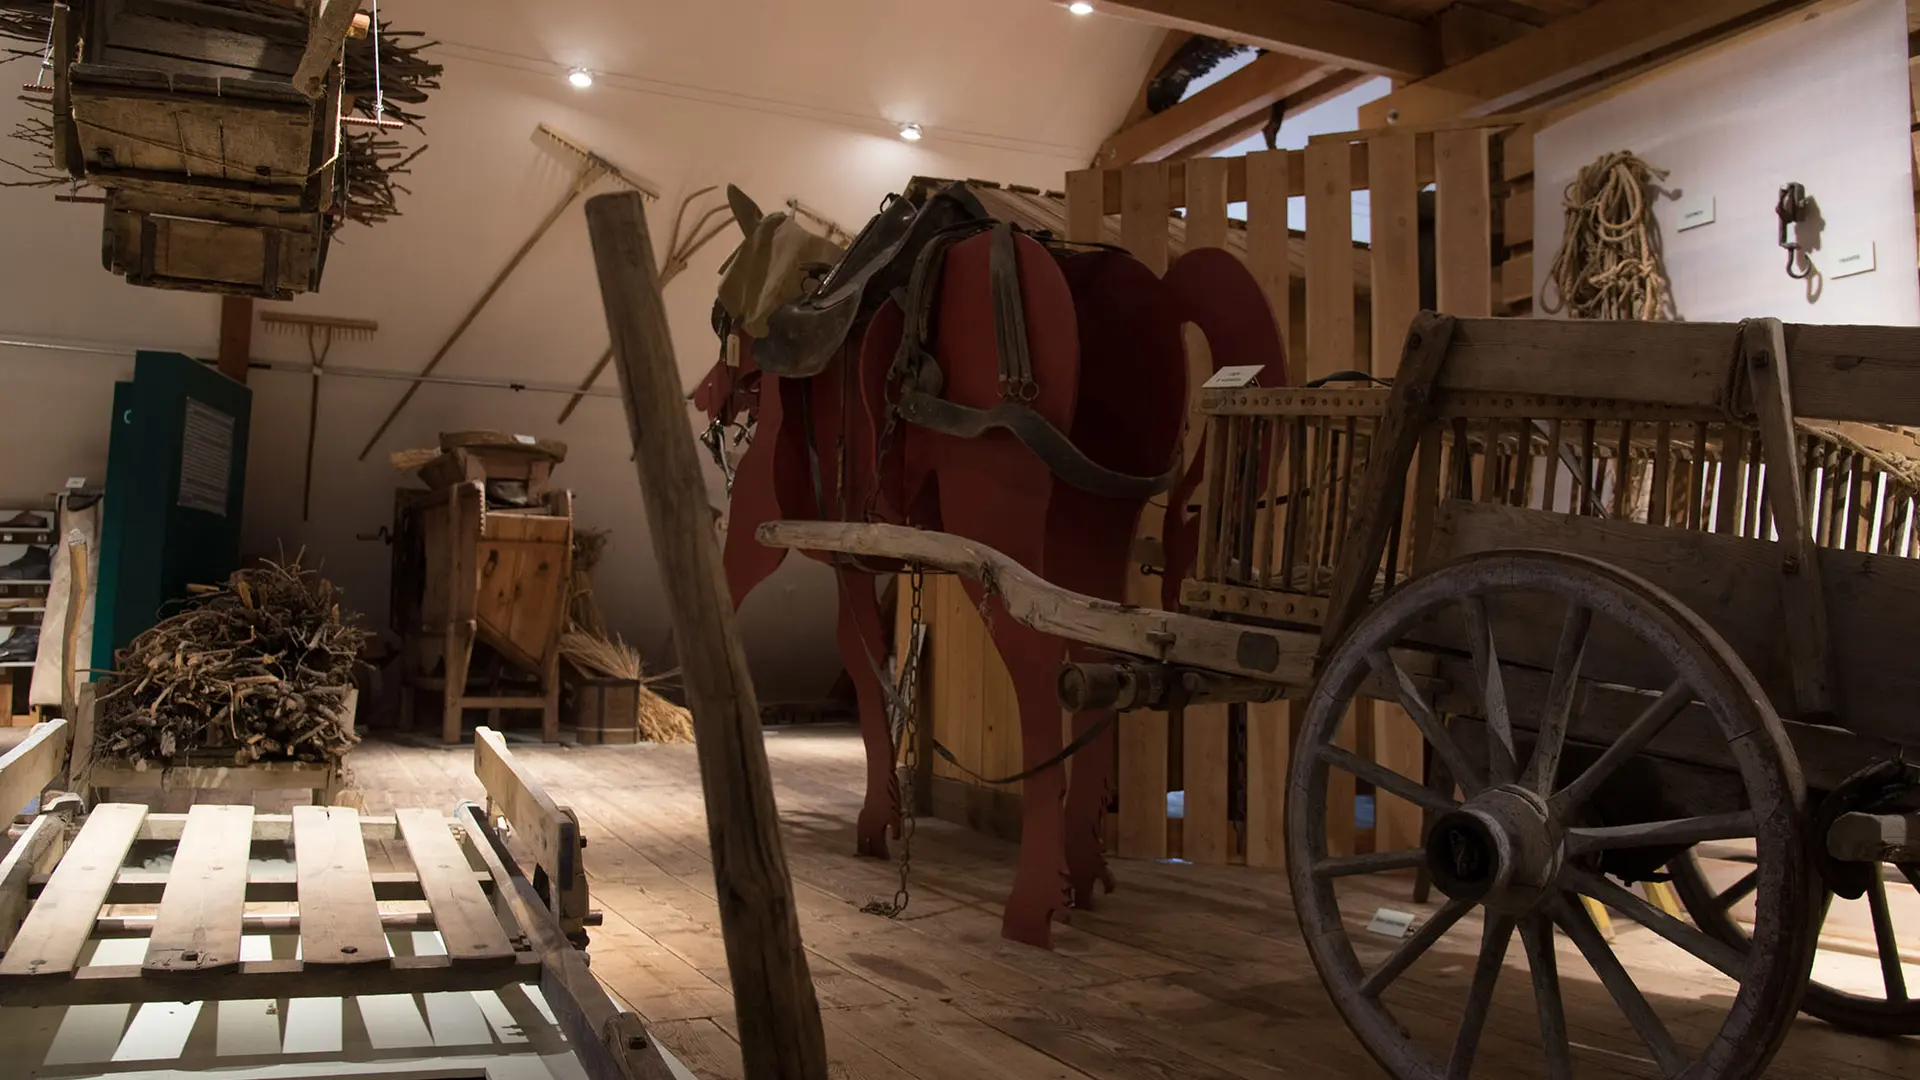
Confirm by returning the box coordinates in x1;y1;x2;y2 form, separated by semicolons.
898;123;923;142
567;68;594;89
1068;2;1094;14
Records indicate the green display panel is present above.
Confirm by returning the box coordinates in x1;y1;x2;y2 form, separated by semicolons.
92;352;251;670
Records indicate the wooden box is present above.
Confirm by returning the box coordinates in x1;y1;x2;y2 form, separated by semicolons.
569;676;639;745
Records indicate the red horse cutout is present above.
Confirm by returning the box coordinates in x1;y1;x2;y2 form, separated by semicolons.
696;184;1286;947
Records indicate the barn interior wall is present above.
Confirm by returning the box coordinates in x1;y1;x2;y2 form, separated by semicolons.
0;0;1160;702
1532;0;1919;325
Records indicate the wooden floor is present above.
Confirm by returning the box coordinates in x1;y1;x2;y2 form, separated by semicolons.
344;726;1920;1080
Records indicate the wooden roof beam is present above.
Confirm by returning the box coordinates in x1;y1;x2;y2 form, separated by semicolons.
1095;52;1330;166
1165;69;1372;159
1121;31;1198;129
1089;0;1439;80
1359;0;1826;127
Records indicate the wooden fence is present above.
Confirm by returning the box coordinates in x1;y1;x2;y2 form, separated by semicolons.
901;121;1530;867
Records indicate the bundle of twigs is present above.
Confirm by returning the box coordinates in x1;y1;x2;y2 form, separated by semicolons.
560;529;693;744
94;556;368;768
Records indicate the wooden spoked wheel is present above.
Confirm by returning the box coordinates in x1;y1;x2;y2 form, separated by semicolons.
1669;848;1920;1035
1287;550;1821;1080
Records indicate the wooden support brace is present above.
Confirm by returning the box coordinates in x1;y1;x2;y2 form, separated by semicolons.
1741;318;1835;721
294;0;362;99
585;190;829;1080
1318;312;1457;656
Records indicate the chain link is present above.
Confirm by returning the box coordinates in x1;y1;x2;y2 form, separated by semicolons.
863;565;923;918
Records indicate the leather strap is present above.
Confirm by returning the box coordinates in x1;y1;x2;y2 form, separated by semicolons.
895;390;1179;500
987;222;1035;401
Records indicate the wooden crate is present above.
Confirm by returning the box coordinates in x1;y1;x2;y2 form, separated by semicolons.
569;676;639;745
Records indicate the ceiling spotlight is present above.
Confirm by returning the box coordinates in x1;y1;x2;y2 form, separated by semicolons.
898;122;923;142
567;68;594;89
1067;1;1094;13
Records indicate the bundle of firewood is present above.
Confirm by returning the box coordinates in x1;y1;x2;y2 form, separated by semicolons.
93;557;368;768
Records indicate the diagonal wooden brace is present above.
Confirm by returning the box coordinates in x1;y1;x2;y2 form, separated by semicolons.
1741;317;1836;722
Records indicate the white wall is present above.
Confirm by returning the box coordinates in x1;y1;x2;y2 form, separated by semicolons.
1534;0;1918;326
0;0;1157;701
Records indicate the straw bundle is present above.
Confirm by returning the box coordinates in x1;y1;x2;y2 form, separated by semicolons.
561;529;693;744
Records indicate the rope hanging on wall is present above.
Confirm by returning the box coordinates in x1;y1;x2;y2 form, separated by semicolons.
1542;150;1675;321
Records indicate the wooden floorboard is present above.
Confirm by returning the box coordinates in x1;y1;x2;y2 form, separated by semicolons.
345;728;1920;1080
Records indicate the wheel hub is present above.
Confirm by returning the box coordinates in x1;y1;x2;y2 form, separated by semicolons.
1425;786;1562;913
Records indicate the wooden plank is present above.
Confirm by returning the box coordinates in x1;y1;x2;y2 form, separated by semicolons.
0;719;67;819
1358;0;1813;127
143;804;253;973
1435;128;1493;316
1095;139;1440;214
0;952;542;1010
0;814;65;953
1244;148;1294;366
1120;163;1171;275
1180;704;1231;864
1305;139;1354;377
0;803;145;976
1499;250;1535;310
1745;320;1834;719
1368;133;1421;375
1089;0;1438;79
217;296;252;384
1064;169;1104;244
395;807;516;965
1185;156;1231;251
293;0;362;98
586;191;829;1080
1428;500;1920;745
1372;704;1426;851
1502;182;1534;247
292;805;390;966
1095;52;1328;167
473;726;578;884
1243;701;1291;868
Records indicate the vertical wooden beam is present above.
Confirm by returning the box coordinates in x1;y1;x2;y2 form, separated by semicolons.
1435;129;1494;316
1185;156;1231;251
1363;132;1425;858
218;297;252;384
1368;134;1421;372
1243;147;1295;869
584;192;829;1080
1305;139;1355;375
1245;149;1295;367
1117;162;1171;861
1065;169;1105;245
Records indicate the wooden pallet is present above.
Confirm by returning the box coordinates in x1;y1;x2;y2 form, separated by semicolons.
0;722;674;1079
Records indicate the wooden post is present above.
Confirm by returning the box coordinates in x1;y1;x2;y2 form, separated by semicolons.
585;191;829;1080
218;297;252;384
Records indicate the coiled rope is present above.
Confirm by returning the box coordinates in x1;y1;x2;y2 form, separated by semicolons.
1542;151;1674;321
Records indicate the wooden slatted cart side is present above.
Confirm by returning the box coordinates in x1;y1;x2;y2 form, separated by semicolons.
1188;315;1920;787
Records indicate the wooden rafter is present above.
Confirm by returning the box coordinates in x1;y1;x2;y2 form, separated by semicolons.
1359;0;1830;127
1090;0;1438;80
1121;31;1198;128
1165;69;1370;159
1096;52;1329;166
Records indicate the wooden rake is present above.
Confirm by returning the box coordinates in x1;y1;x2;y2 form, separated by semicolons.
355;123;659;460
262;312;380;521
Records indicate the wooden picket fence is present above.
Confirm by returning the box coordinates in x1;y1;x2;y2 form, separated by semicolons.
903;120;1532;869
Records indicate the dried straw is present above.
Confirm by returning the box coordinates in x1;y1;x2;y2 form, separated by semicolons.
561;531;693;744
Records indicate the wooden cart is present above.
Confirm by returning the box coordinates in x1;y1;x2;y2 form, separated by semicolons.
762;313;1920;1080
0;722;673;1079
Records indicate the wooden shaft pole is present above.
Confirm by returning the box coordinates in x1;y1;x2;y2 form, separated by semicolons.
584;190;829;1080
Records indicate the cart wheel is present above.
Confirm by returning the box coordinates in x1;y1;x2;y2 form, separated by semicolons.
1288;550;1821;1080
1670;848;1920;1035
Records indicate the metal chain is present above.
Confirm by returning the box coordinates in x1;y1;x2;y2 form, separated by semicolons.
863;565;924;918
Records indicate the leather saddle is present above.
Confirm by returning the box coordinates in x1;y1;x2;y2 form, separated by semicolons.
754;182;991;378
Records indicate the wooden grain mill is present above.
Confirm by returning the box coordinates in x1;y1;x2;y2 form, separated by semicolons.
389;432;574;744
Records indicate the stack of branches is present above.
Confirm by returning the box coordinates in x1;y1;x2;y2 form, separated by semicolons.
93;556;369;769
560;528;693;744
0;0;439;218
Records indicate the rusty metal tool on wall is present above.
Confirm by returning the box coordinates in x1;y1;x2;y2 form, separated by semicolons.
356;123;658;460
